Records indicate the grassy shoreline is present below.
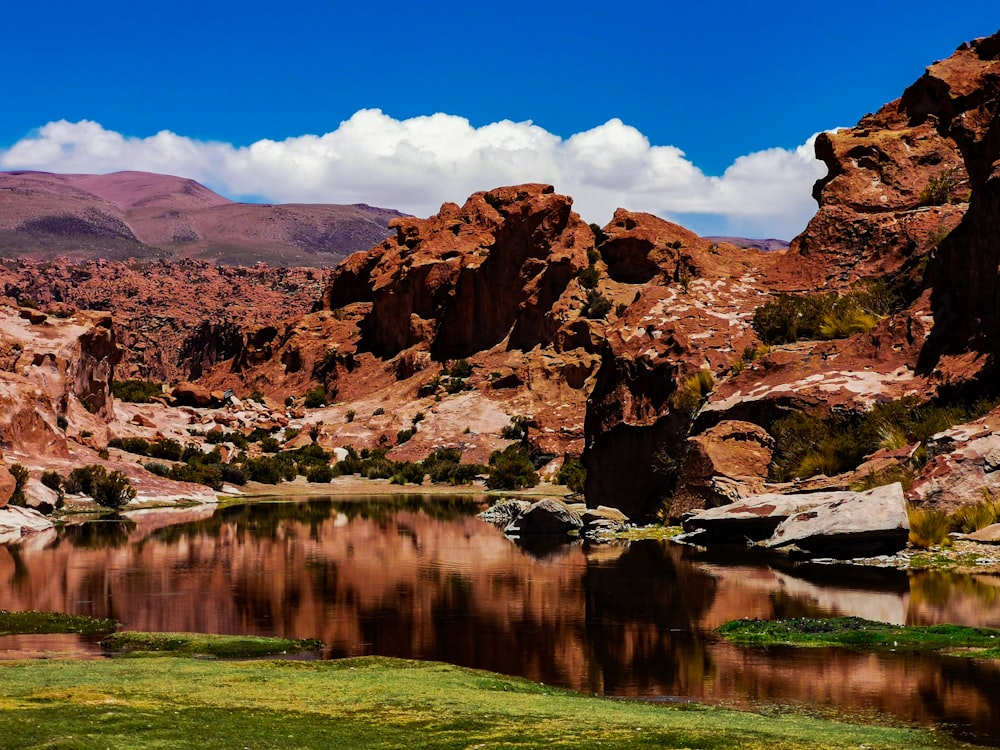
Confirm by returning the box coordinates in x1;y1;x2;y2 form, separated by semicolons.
0;653;986;749
718;616;1000;658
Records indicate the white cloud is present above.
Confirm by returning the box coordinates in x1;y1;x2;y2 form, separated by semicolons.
0;111;828;239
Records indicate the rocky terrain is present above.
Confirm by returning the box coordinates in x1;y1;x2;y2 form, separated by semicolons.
3;33;1000;553
0;171;402;266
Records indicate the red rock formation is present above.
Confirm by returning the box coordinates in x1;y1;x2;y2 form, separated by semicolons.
324;184;593;359
0;258;330;382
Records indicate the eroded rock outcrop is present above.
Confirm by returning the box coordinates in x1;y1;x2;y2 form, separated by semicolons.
324;184;592;359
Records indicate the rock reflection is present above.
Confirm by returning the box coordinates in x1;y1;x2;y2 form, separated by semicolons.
0;498;997;739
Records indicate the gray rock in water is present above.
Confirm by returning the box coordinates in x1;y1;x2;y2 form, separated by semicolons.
505;498;583;535
680;493;845;545
763;483;909;557
478;499;531;526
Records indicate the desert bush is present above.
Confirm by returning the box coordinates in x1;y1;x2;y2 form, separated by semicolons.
306;464;334;483
753;283;898;345
168;462;224;491
205;430;248;449
908;506;951;549
148;438;183;462
557;457;586;493
448;359;473;379
486;444;539;490
950;490;1000;534
40;470;63;494
303;386;327;409
65;465;106;496
581;289;612;319
111;437;151;456
373;407;385;416
346;410;355;423
143;462;171;478
112;379;162;403
577;265;600;290
260;437;281;453
56;415;68;431
8;464;29;506
918;169;959;206
411;411;425;425
242;456;294;484
92;470;136;510
672;368;715;415
389;462;426;485
396;428;415;445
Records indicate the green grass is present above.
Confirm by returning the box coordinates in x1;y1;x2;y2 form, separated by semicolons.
100;631;323;659
718;617;1000;658
0;610;118;636
0;655;981;749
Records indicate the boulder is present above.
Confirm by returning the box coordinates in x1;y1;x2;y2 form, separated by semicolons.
668;420;773;517
170;382;213;407
505;498;583;535
678;492;842;545
764;483;909;557
966;524;1000;544
581;505;629;538
0;465;15;508
478;498;532;526
0;505;54;544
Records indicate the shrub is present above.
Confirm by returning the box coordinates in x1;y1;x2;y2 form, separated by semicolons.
615;303;629;318
917;169;958;207
284;428;300;441
243;456;293;484
411;411;425;425
8;464;29;506
112;379;162;403
581;290;612;319
65;465;105;496
444;378;469;395
373;407;385;416
389;462;426;485
486;444;539;490
346;410;356;423
672;369;715;415
249;390;265;404
557;457;586;493
148;438;183;462
397;428;415;445
143;462;171;478
753;283;898;345
65;465;136;509
950;490;1000;534
56;415;68;431
577;265;600;290
501;415;531;441
303;386;328;409
205;430;249;449
168;463;223;491
448;359;473;379
908;506;951;549
112;437;151;456
260;437;281;453
306;464;334;483
40;470;63;494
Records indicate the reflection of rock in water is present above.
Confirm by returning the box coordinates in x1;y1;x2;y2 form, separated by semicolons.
62;516;137;549
511;533;582;560
582;541;719;694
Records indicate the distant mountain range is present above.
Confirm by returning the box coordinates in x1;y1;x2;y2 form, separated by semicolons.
704;236;789;252
0;170;405;267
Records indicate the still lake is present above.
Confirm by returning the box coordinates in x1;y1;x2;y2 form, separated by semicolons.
2;495;999;743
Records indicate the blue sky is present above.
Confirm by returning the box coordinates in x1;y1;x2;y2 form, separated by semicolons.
3;1;997;238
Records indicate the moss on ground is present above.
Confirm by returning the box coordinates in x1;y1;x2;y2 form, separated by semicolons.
718;616;1000;658
100;631;323;659
0;610;118;636
0;653;986;749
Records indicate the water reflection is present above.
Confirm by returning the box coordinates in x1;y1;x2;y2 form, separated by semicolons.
1;496;999;742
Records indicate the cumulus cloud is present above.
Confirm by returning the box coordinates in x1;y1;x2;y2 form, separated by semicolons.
0;111;828;239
